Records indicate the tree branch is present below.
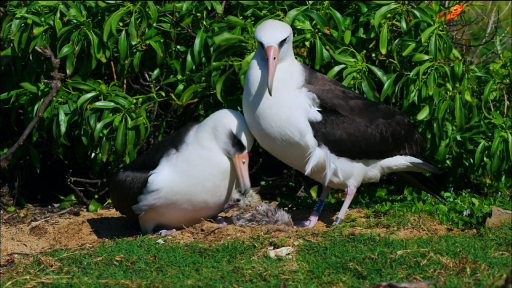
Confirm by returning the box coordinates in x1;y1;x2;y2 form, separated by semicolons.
0;46;64;169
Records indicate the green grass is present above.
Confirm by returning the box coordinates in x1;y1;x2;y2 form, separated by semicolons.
2;224;511;287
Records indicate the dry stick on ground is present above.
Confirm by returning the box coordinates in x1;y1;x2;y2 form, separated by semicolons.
0;46;64;169
65;170;90;205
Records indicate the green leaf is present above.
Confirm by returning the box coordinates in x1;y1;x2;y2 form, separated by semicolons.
454;61;463;79
216;67;234;103
119;30;128;63
58;106;67;135
455;95;464;132
185;49;194;72
367;65;387;84
402;43;417;56
128;14;137;45
381;73;397;101
77;92;99;110
213;32;247;45
91;101;119;109
88;199;102;212
329;8;343;40
94;115;117;143
416;104;429;120
60;194;76;209
100;135;110;162
429;33;437;58
421;25;437;43
133;51;142;72
315;38;324;70
411;53;430;61
474;142;485;167
331;53;356;64
304;10;328;31
374;4;399;29
362;74;377;101
441;34;453;58
490;135;502;158
66;51;75;76
58;42;74;58
380;23;388;55
20;14;43;25
147;1;158;24
110;9;126;38
193;29;206;64
20;82;38;93
327;65;346;79
343;67;359;78
115;119;126;157
507;133;512;162
181;83;207;103
128;117;145;128
33;26;48;37
285;7;307;25
344;30;351;44
224;15;246;27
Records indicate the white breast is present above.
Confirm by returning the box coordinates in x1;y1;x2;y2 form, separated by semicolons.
134;127;235;231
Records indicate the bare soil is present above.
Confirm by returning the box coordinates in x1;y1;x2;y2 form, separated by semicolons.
1;205;467;257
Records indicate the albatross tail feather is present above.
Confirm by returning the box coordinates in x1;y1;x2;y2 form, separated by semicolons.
391;171;445;201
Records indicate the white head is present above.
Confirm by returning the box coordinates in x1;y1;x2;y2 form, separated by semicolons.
254;20;294;96
200;109;254;194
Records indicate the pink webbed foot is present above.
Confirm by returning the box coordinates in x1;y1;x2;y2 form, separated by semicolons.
293;212;319;228
152;229;177;236
215;217;234;226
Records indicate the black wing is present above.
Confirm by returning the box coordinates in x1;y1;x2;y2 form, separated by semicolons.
109;123;198;218
300;62;425;160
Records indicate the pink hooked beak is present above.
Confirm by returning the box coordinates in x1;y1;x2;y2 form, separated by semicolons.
233;152;250;195
265;46;280;96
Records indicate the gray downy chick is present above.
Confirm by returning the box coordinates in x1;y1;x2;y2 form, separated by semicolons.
228;188;293;227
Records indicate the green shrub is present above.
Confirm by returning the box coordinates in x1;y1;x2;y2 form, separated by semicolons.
1;1;510;210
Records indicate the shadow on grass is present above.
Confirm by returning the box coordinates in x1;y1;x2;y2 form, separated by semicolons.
87;217;140;239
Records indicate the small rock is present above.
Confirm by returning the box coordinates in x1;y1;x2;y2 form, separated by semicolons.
485;206;512;227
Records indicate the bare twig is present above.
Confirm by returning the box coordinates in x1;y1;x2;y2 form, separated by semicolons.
165;13;196;37
110;61;117;82
65;170;90;205
0;46;64;169
249;159;263;174
504;90;508;121
68;177;106;184
154;25;188;34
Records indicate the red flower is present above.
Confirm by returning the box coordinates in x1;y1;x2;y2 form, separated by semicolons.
438;3;464;21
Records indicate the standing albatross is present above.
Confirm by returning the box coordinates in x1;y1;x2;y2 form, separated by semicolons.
242;20;443;228
110;109;253;235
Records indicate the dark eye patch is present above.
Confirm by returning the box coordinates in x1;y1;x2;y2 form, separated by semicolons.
230;132;246;154
278;36;289;50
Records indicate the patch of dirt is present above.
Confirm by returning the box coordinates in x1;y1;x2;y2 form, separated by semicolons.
1;206;469;259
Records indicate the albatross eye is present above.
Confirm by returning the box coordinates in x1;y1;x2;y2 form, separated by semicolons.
278;36;289;50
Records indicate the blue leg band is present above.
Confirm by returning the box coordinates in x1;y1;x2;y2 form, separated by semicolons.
314;199;325;213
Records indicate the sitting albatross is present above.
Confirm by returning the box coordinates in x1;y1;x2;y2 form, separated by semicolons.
110;109;253;235
242;20;443;228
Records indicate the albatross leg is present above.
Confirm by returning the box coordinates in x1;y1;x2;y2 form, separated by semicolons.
294;186;330;228
333;186;357;225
